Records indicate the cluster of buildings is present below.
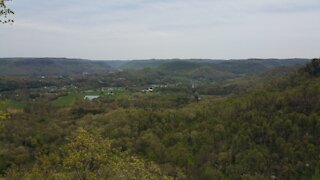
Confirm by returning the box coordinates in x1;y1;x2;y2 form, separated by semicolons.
142;87;153;93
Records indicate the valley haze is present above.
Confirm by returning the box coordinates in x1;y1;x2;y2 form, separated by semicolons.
0;57;309;76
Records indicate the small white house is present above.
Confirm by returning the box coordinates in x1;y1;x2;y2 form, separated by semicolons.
142;87;153;93
84;95;99;101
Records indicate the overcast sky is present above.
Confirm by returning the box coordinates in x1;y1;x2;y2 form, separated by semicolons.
1;0;320;60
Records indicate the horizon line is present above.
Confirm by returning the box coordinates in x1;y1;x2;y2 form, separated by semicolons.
0;57;313;61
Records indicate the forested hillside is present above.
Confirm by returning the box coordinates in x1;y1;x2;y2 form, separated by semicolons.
0;58;112;76
0;59;320;179
0;58;308;78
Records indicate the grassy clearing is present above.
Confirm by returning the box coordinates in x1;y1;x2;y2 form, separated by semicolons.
9;100;28;109
51;93;80;107
0;100;28;111
0;101;6;111
50;88;135;107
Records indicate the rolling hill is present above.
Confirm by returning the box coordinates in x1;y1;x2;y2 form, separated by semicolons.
151;59;310;81
0;58;112;76
0;58;309;78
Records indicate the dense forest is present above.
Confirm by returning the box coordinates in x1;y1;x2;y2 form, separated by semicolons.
1;58;320;179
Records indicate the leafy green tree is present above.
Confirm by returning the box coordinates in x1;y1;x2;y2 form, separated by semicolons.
304;58;320;76
0;0;14;24
0;111;9;174
6;128;171;179
311;162;320;180
0;111;7;131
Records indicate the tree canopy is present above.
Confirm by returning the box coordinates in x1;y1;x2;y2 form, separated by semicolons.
1;59;320;179
0;0;14;24
6;128;171;179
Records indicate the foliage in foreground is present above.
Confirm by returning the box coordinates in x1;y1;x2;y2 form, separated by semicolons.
6;128;171;180
0;0;14;24
1;59;320;179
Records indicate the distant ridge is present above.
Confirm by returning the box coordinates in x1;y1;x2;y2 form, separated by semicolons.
0;58;112;76
117;58;310;71
0;57;310;77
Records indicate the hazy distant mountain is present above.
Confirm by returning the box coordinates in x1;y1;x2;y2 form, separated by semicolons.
0;58;112;76
210;59;310;75
152;59;310;80
111;58;309;83
119;59;167;70
0;58;309;77
117;58;309;74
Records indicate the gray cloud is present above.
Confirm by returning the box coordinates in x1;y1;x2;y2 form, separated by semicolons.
1;0;320;59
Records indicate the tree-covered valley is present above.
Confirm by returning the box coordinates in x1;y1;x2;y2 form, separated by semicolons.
1;58;320;179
